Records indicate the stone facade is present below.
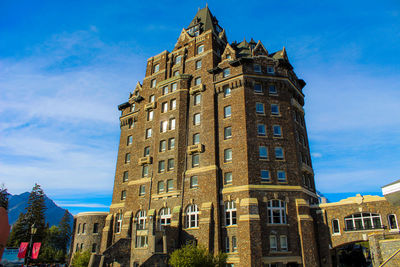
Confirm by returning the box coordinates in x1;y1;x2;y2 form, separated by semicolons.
70;212;108;260
312;194;400;266
98;6;319;267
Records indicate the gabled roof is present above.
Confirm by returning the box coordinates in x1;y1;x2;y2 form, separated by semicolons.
187;6;220;34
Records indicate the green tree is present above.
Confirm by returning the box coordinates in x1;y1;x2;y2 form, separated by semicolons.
0;184;8;210
169;244;227;267
58;209;71;254
6;184;47;247
24;183;47;242
7;212;26;247
71;250;91;267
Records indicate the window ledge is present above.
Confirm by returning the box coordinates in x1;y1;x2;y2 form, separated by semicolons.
185;227;200;230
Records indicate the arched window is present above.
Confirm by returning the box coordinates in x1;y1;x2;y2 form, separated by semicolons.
267;200;286;224
344;213;382;231
82;223;86;233
388;214;398;230
224;201;237;226
115;213;123;233
136;210;147;230
159;208;171;228
185;204;199;228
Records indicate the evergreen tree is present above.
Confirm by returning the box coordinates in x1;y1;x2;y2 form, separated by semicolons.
7;212;27;247
59;209;72;254
0;184;8;210
24;183;47;243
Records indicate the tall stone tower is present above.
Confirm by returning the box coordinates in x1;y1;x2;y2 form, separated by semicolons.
100;6;319;267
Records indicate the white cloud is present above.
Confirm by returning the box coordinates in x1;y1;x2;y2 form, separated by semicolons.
312;152;322;158
55;202;109;208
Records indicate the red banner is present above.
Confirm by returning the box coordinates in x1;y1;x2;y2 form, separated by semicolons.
17;242;28;259
31;242;41;259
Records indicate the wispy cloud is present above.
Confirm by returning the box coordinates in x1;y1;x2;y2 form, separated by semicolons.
55;202;109;208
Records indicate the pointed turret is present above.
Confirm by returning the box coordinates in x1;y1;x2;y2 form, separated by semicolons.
186;6;224;36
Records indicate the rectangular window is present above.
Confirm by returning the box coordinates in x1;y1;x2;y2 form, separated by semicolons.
158;160;165;173
259;146;268;159
160;121;168;133
144;146;150;157
270;235;277;251
254;83;262;93
121;190;126;200
194;113;201;125
125;153;130;163
168;158;174;171
92;243;97;253
232;236;237;252
168;138;175;150
224;148;232;163
150;95;155;102
280;236;288;251
192;154;200;167
145;128;152;139
194;94;201;105
254;64;261;73
193;133;200;145
267;66;275;74
169;118;176;130
224;172;232;185
139;184;146;196
261;170;270;182
273;125;282;137
129;120;134;129
224;106;231;118
195;77;202;86
389;214;398;230
271;104;279;115
225;236;230;253
171;83;177;92
173;70;179;76
190;176;198;188
151;79;157;88
277;171;286;182
224;86;231;97
223;68;230;78
256;102;265;114
136;235;148;248
275;147;284;160
160;140;166;152
269;85;277;94
197;45;204;54
123;171;129;182
162;86;168;95
170;99;176;110
332;219;340;234
167;179;174;192
224;126;232;139
131;103;135;112
147;110;154;121
127;135;133;145
196;60;202;69
93;223;99;233
142;165;149;177
161;102;168;113
153;64;160;73
158;181;164;193
175;55;182;64
257;124;266;136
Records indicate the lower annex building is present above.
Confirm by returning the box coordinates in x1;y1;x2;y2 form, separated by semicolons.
68;6;400;267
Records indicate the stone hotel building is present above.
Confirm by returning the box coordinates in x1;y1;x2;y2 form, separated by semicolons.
69;6;400;267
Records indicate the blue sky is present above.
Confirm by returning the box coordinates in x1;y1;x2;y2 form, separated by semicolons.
1;0;399;214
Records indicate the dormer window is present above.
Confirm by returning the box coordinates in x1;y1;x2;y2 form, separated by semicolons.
153;64;160;73
226;54;231;60
267;66;275;74
223;68;230;78
175;56;182;65
194;31;199;37
254;64;261;73
173;70;179;77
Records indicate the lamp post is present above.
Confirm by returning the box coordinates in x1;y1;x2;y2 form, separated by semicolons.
24;223;37;266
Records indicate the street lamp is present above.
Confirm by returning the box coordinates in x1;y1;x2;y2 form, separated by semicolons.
24;223;37;266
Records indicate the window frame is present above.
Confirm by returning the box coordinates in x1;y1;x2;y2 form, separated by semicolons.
267;200;287;224
224;148;232;163
224;172;232;185
185;204;199;228
225;201;237;226
224;106;232;118
257;124;266;136
259;146;268;159
275;147;284;160
261;170;270;182
224;126;232;140
193;113;201;125
256;102;265;114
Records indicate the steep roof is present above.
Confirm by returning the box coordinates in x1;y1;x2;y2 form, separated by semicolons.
187;6;219;34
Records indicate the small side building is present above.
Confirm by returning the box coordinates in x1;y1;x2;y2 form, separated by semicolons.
70;212;108;260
